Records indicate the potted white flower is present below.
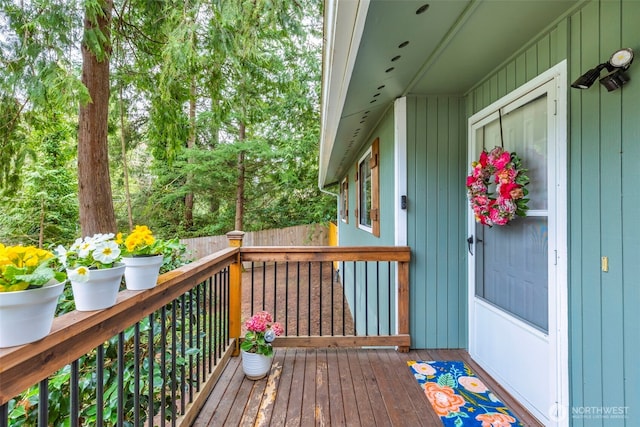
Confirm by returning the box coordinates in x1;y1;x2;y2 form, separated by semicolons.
55;233;124;311
0;244;67;347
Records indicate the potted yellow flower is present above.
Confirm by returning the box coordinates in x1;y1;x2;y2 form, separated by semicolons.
117;225;165;290
0;244;67;347
55;233;124;311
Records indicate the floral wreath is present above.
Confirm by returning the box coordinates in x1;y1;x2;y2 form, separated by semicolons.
466;146;529;226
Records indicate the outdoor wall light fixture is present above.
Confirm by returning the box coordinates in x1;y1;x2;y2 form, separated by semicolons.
571;48;634;91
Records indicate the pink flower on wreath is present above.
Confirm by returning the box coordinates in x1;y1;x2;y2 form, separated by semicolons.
499;198;516;214
479;151;489;167
476;412;517;427
492;151;511;170
499;182;519;199
496;167;516;184
489;208;508;226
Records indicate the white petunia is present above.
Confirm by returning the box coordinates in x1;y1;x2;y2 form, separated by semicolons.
54;245;68;266
68;266;90;282
69;237;84;251
93;241;121;264
92;233;115;243
77;240;95;258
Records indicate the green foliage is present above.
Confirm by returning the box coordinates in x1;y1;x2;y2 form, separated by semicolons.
1;0;335;239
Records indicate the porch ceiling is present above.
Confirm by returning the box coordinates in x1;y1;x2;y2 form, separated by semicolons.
319;0;579;188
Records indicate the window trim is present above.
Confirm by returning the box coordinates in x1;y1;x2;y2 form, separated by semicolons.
355;138;380;236
340;177;349;223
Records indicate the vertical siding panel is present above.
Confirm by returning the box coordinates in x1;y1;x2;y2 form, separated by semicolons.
525;44;538;80
425;97;439;348
515;53;527;87
552;19;569;69
599;0;626;417
407;98;428;348
447;98;463;347
568;9;585;427
537;34;550;74
436;97;449;346
496;68;508;99
621;0;640;421
484;80;493;109
506;61;517;93
489;74;499;105
576;3;605;425
458;102;468;347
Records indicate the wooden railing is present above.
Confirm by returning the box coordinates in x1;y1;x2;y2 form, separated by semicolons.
0;248;239;427
0;233;410;426
239;245;410;350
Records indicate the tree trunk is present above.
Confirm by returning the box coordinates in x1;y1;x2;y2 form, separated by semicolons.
78;0;116;236
234;122;246;231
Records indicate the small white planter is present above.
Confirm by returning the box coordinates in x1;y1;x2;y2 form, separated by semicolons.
0;280;65;348
70;264;125;311
241;350;273;380
122;255;163;290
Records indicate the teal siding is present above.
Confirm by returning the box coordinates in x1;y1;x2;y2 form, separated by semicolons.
337;108;397;336
620;1;640;423
337;1;640;422
338;108;395;247
406;95;467;349
466;1;640;423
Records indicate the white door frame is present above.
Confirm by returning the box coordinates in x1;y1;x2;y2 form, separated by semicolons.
467;60;568;426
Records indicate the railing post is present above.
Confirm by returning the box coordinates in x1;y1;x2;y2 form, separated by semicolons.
227;230;245;356
397;260;410;352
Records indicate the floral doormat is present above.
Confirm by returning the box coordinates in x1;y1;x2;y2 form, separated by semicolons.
407;360;522;427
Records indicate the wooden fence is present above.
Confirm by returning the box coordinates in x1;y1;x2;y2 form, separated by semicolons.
180;224;330;260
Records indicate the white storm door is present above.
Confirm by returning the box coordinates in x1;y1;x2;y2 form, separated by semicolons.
468;65;567;427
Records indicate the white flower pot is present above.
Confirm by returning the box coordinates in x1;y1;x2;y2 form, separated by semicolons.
0;280;65;348
122;255;163;290
241;350;272;380
70;264;125;311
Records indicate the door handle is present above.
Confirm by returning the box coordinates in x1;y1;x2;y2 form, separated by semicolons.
467;235;483;255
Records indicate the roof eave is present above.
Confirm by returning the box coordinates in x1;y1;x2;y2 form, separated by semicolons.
319;0;369;189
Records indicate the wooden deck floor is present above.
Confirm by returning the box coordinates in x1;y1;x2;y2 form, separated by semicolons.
192;348;543;427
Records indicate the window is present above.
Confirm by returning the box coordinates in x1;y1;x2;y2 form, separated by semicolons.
340;177;349;223
355;138;380;236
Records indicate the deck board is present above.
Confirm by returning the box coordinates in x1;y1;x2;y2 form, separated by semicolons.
191;348;544;427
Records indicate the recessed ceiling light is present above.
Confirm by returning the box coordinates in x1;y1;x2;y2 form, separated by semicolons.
377;85;385;90
399;41;409;49
373;93;380;97
391;55;401;62
416;4;429;15
385;67;394;73
370;99;377;103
